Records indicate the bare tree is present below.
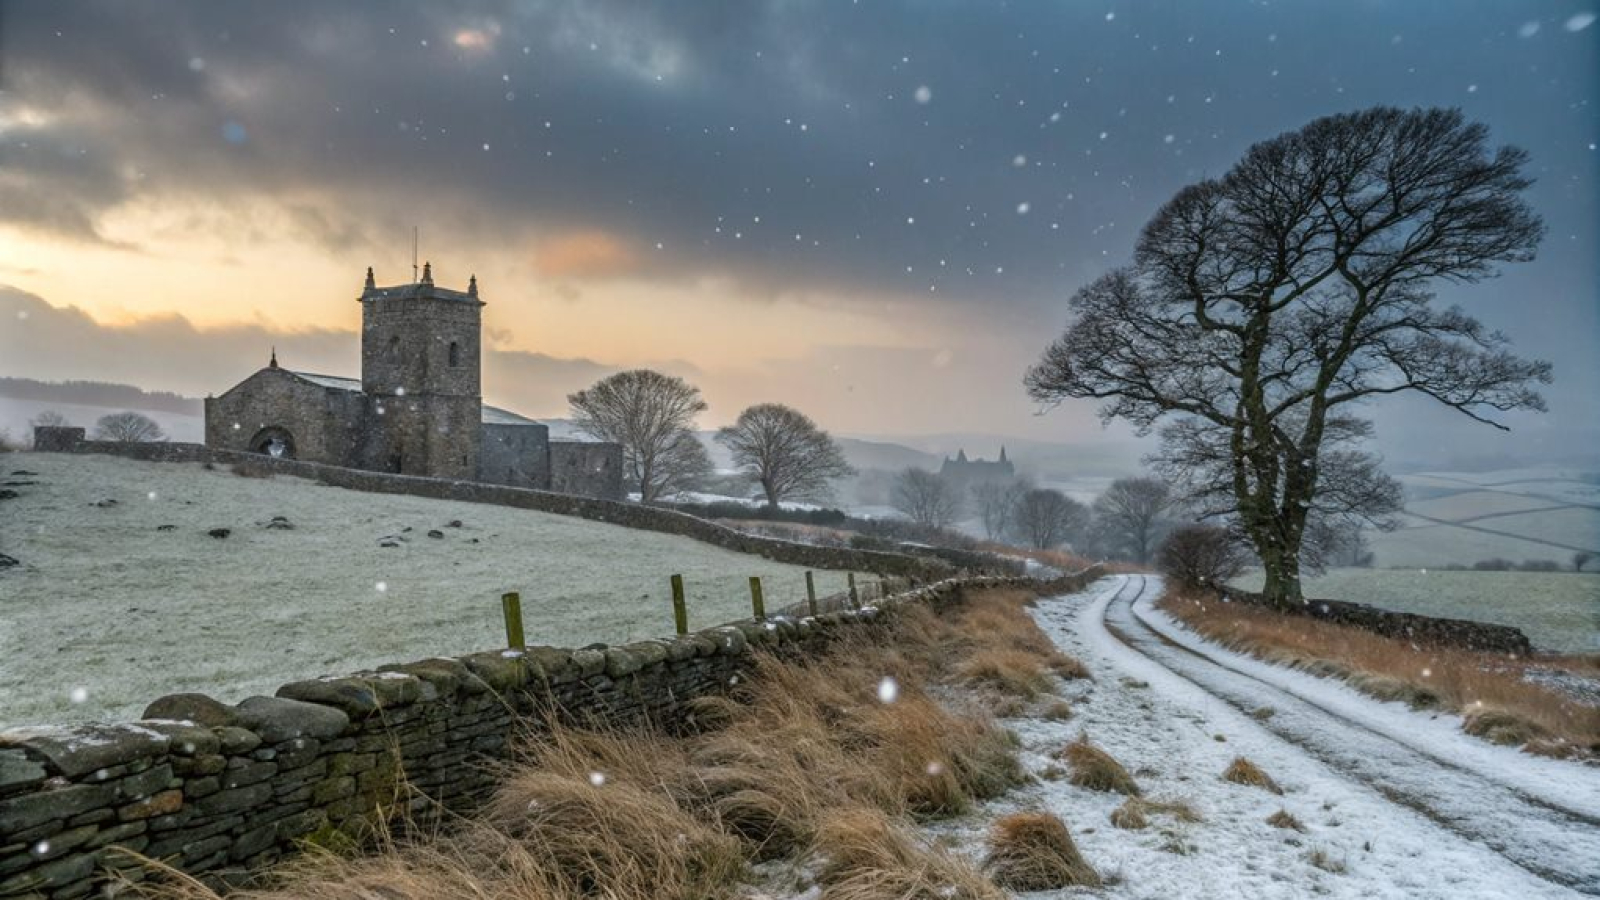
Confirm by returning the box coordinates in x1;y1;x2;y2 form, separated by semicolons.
1091;477;1175;564
891;468;964;529
1027;108;1548;609
568;370;711;502
716;403;854;510
971;479;1028;540
1575;551;1594;574
93;411;165;442
1010;488;1087;550
29;410;69;430
1157;524;1251;593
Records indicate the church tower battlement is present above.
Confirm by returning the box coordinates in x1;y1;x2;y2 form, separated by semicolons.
357;263;484;479
359;263;483;399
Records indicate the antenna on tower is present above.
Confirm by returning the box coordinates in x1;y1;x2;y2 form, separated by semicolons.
412;226;419;284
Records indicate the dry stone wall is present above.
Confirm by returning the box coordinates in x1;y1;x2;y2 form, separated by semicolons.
0;570;1103;898
1227;588;1534;655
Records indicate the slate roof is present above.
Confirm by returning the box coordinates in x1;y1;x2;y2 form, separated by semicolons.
284;369;536;427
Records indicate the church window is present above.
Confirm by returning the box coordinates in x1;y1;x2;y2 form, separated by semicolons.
448;341;461;367
386;336;401;360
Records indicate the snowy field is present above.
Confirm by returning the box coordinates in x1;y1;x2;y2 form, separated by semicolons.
0;452;855;728
1354;465;1600;569
1229;568;1599;653
925;577;1595;900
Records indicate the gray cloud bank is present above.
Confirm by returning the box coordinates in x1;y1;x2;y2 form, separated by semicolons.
0;0;1594;465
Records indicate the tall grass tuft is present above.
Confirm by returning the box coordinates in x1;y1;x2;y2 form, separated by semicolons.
982;811;1100;890
1061;736;1141;796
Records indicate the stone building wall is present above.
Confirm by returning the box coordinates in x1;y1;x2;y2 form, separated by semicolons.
0;571;1103;898
203;370;367;466
548;440;624;500
358;293;481;401
479;422;552;489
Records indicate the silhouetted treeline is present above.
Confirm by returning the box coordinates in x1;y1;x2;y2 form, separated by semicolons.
0;377;201;415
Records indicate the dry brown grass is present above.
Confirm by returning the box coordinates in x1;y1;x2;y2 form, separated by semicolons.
957;648;1058;698
1308;846;1346;874
481;768;743;899
1159;591;1600;759
132;586;1065;900
816;807;1004;900
1266;808;1304;831
1221;756;1283;794
1109;796;1201;831
982;811;1100;890
1041;699;1075;721
1061;737;1141;796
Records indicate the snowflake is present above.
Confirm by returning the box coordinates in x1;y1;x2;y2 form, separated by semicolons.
877;676;899;703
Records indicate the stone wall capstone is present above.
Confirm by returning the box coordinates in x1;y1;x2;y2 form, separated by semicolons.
0;569;1104;898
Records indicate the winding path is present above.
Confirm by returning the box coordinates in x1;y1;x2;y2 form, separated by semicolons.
1086;574;1600;895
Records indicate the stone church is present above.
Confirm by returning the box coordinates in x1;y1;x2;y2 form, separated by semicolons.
204;265;623;499
938;447;1015;492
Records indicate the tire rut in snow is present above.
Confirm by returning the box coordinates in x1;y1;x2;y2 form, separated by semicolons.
1098;575;1600;895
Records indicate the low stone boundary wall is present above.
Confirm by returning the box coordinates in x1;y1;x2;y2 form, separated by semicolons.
29;430;966;581
0;568;1102;898
1228;589;1534;656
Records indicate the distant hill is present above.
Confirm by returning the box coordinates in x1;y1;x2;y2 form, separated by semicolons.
0;376;202;415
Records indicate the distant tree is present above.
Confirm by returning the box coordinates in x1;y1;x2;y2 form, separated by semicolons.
1091;477;1176;564
891;468;964;529
1157;524;1251;593
716;403;854;510
1010;488;1087;551
568;370;711;502
971;479;1029;540
0;428;16;452
1574;551;1594;573
1306;518;1376;570
93;411;165;443
1026;108;1549;610
1517;559;1562;572
29;409;69;430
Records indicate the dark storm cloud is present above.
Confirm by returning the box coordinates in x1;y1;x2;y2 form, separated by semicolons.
0;0;1595;453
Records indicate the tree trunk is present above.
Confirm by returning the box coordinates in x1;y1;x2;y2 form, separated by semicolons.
1257;541;1304;610
763;480;780;512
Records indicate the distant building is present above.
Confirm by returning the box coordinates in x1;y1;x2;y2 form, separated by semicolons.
204;264;623;499
938;447;1016;490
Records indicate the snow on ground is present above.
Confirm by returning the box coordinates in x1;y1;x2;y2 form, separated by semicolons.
0;452;854;729
922;577;1589;899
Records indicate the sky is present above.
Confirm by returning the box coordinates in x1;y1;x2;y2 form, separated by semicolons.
0;0;1595;467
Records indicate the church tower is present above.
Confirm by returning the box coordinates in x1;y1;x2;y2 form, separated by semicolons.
358;263;483;479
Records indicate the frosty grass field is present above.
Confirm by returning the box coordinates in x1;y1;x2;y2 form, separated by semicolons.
0;453;856;728
1232;568;1600;654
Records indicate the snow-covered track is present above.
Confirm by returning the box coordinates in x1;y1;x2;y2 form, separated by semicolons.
1097;574;1600;895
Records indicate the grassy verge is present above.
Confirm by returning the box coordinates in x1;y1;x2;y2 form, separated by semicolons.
130;586;1090;900
1157;591;1600;761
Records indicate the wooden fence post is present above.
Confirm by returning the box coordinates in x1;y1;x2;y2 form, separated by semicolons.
805;571;818;617
670;574;688;636
847;573;859;609
749;576;766;620
501;592;525;650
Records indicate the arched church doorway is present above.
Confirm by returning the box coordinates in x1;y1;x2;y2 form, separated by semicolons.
248;426;297;459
